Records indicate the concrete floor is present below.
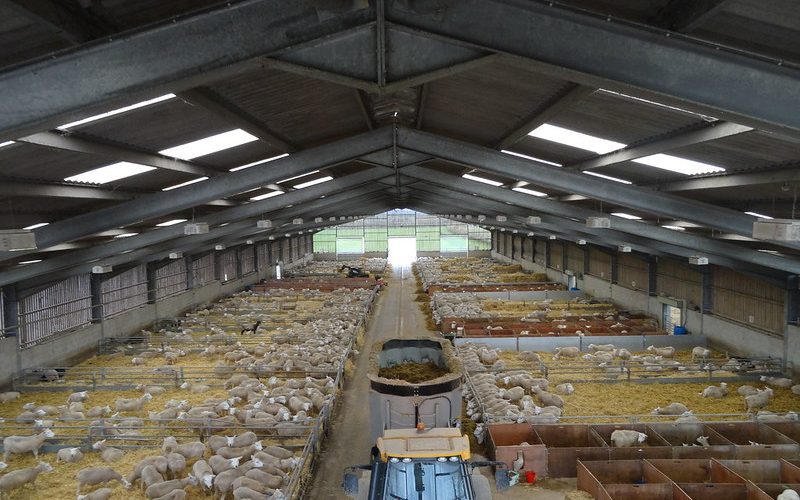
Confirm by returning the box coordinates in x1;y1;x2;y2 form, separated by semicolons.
306;264;575;499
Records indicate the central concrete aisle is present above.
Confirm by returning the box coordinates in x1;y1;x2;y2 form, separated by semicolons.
307;263;437;499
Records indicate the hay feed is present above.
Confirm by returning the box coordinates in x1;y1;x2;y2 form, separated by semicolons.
378;362;451;384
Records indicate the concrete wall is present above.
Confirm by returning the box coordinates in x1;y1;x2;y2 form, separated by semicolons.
491;250;795;372
2;252;315;389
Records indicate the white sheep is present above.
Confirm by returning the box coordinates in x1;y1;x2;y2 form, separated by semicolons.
0;392;20;404
209;455;240;475
146;476;197;499
553;346;580;360
140;464;164;492
647;346;675;358
691;347;711;362
0;462;53;496
67;391;89;403
555;383;574;395
588;343;615;352
745;387;774;412
738;385;759;396
533;386;564;408
756;411;799;423
75;466;130;495
761;375;794;388
3;429;55;461
652;402;688;415
613;348;632;360
191;459;216;490
777;489;800;500
792;385;800;396
499;387;525;402
699;382;728;398
162;437;205;460
76;487;113;500
610;430;647;447
128;456;168;484
674;411;699;423
115;393;152;412
180;382;211;394
86;405;112;418
92;440;124;462
56;447;84;463
166;452;187;480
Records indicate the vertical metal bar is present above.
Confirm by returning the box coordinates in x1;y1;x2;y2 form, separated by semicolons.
701;266;714;314
648;256;658;296
376;0;386;87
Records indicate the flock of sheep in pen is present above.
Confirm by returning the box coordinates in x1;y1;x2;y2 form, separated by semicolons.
461;341;800;445
0;286;376;499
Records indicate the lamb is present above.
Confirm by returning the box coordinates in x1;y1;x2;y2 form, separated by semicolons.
140;464;164;492
613;348;632;360
555;383;574;395
588;343;615;352
152;490;187;500
745;387;774;412
499;387;525;402
738;385;759;397
86;405;112;418
179;381;211;394
166;452;187;480
214;468;247;500
699;382;728;398
76;488;113;500
646;346;675;358
533;386;564;408
137;384;167;396
145;476;198;499
56;447;84;463
553;346;580;360
675;411;699;423
245;468;285;488
92;439;124;463
161;437;206;460
756;411;799;423
149;407;180;428
209;455;241;475
610;430;647;447
68;391;89;403
192;459;216;490
229;432;258;448
115;393;152;412
259;446;294;460
128;455;169;484
0;392;20;404
3;429;55;461
691;347;711;362
652;402;689;415
75;467;130;495
777;489;800;500
233;485;271;499
761;375;794;388
0;462;53;496
793;385;800;395
217;442;263;461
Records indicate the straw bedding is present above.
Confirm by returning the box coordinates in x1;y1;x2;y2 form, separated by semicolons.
378;362;451;384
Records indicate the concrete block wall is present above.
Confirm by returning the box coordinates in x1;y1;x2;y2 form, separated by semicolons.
491;251;798;374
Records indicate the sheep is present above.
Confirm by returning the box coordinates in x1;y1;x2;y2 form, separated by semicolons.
180;382;211;394
0;462;53;497
115;393;152;413
92;439;124;463
756;411;799;423
761;375;794;388
260;446;294;460
75;467;130;495
3;429;54;461
229;431;258;448
691;347;711;362
652;402;689;415
555;383;574;395
209;455;241;475
152;490;187;500
68;391;90;403
161;437;205;460
164;352;179;365
217;442;263;461
233;485;271;499
588;343;615;352
674;411;699;423
0;392;20;404
647;346;675;358
699;382;728;398
149;407;180;429
234;475;277;493
738;385;759;397
532;386;564;408
56;447;84;463
553;347;580;360
610;430;647;447
192;459;216;490
145;476;198;499
76;488;113;500
613;348;631;360
137;384;167;396
792;385;800;395
127;456;167;481
499;387;525;402
86;405;112;418
777;489;800;500
245;468;285;488
140;464;164;492
214;468;246;500
745;387;774;412
166;452;187;480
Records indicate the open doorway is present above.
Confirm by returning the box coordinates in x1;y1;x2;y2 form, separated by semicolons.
388;237;417;268
662;304;682;334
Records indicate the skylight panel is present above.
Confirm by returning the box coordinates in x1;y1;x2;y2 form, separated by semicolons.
633;153;724;175
229;154;289;172
583;171;632;184
57;94;176;130
501;150;562;167
599;89;720;120
155;219;187;227
23;222;48;230
462;174;504;187
278;170;320;184
662;225;686;231
18;260;42;265
159;129;258;160
65;162;155;184
512;187;548;197
114;232;138;238
611;212;642;220
162;177;209;191
745;211;773;219
250;190;284;201
529;124;624;154
0;141;14;149
293;176;333;189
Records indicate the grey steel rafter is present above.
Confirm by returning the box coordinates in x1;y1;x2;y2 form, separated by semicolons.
649;0;732;32
494;83;595;149
18;131;221;177
385;0;800;135
400;164;800;274
178;88;298;152
0;167;393;286
568;121;753;171
0;128;394;262
0;0;104;44
397;128;794;246
653;165;800;192
0;1;374;140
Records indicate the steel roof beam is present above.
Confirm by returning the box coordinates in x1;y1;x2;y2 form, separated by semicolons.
649;0;732;32
653;165;800;191
0;127;393;262
385;0;800;136
397;128;798;247
0;0;103;44
400;164;800;274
